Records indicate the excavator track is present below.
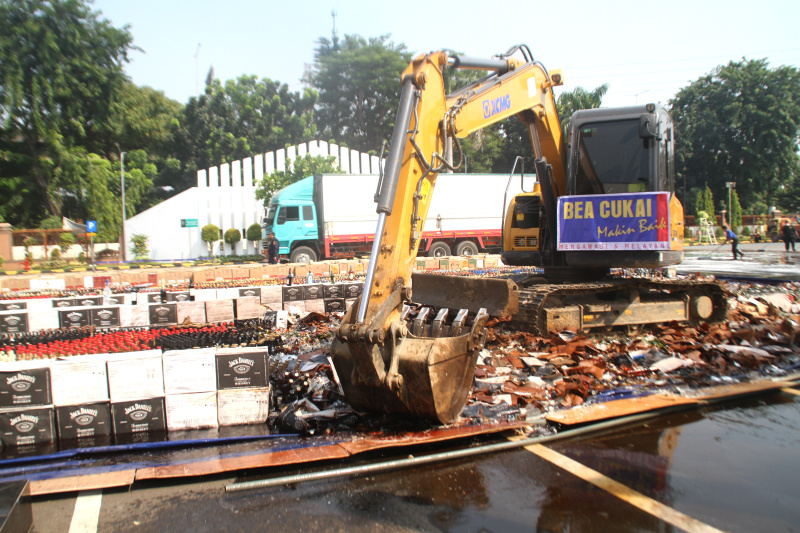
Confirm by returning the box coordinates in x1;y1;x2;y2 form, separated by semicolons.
513;277;729;336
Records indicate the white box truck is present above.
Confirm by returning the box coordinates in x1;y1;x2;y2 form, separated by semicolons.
263;173;532;263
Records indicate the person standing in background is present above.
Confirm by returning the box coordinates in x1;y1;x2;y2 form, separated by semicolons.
267;231;280;264
781;221;796;252
723;225;745;260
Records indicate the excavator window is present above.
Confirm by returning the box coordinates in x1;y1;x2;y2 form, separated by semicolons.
573;119;650;196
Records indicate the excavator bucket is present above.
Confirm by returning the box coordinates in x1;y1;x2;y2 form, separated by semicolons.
411;273;519;317
330;288;491;424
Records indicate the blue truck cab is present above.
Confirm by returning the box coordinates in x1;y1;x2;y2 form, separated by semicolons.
262;176;320;263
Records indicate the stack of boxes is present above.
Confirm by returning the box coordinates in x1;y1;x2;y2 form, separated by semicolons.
0;346;272;451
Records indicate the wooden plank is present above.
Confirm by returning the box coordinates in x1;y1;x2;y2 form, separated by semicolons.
30;469;135;496
547;379;788;426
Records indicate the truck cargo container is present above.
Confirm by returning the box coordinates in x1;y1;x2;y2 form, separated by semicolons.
262;173;531;263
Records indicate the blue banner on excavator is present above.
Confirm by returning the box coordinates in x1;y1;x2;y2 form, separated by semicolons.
556;192;671;251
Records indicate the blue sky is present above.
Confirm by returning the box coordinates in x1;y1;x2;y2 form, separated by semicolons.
92;0;800;109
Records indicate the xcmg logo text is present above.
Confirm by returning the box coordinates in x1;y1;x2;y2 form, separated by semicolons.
483;94;511;119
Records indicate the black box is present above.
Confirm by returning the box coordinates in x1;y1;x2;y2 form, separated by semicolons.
282;286;304;302
59;434;113;450
343;283;364;298
113;429;166;446
168;291;191;303
56;402;112;439
90;307;120;328
58;308;91;329
322;284;343;299
111;398;166;435
0;368;50;408
303;284;324;300
216;349;269;389
75;296;102;307
0;312;29;334
52;298;75;308
108;295;125;305
239;287;262;299
0;302;27;311
0;406;56;447
148;303;178;326
146;293;164;304
324;299;347;314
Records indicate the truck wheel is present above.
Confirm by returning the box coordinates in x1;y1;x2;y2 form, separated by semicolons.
428;242;451;258
290;246;317;264
455;241;479;256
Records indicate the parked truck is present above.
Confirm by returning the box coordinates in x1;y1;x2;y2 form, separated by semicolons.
262;173;532;263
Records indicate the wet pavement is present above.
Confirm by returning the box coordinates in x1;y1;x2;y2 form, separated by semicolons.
29;388;800;532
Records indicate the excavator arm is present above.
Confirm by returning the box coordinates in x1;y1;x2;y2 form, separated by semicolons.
331;48;566;423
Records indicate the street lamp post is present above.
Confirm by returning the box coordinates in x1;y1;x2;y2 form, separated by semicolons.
726;181;736;229
120;150;127;263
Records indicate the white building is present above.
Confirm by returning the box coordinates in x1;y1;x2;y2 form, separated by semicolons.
125;141;382;261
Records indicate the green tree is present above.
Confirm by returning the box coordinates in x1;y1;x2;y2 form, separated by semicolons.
305;34;412;152
246;223;262;251
671;59;800;213
224;228;241;255
129;233;149;260
731;189;743;229
170;74;317;196
201;224;220;262
0;0;134;223
59;232;76;255
556;84;609;139
256;154;342;206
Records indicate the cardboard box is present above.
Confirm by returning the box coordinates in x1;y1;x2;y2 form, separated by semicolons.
168;291;191;303
52;298;75;308
176;301;206;324
282;286;304;302
205;300;234;323
56;402;112;439
50;357;109;405
215;288;239;300
162;348;217;394
111;397;166;435
217;387;270;426
89;306;120;328
119;305;149;328
0;302;27;311
58;308;90;329
216;347;269;389
324;299;347;314
305;299;325;314
75;296;102;307
0;310;29;334
238;287;262;300
0;365;51;407
192;289;217;302
342;282;364;299
165;391;218;431
106;351;165;402
148;303;178;326
322;284;343;299
260;285;283;304
27;308;59;333
235;297;262;320
0;406;56;446
303;284;324;300
283;301;306;314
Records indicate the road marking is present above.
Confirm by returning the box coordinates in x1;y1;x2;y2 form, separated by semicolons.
522;443;728;533
68;490;102;533
782;387;800;396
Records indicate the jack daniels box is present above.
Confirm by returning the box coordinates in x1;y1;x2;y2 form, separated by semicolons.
0;302;27;311
148;303;178;326
58;308;91;329
0;312;29;334
90;307;121;328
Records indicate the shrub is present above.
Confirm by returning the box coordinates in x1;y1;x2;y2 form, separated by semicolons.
130;234;149;261
50;248;61;260
59;232;76;255
224;228;242;255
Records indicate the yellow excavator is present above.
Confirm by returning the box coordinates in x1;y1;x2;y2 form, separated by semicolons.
330;45;726;424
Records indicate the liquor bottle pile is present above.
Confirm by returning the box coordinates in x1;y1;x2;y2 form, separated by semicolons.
0;319;286;361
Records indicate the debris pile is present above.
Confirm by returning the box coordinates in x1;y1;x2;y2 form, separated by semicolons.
266;280;800;433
